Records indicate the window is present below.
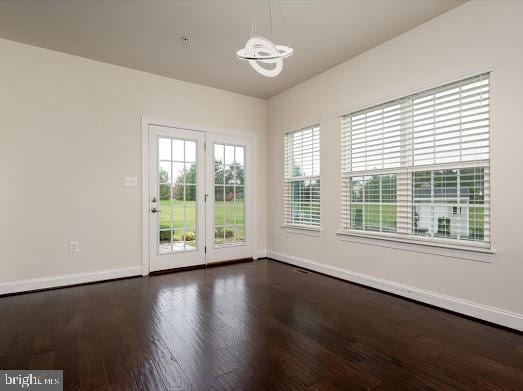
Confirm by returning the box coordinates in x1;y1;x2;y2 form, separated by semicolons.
214;144;245;245
349;174;397;233
158;138;197;252
341;73;490;248
284;126;320;227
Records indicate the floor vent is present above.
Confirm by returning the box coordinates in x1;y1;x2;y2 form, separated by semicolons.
293;269;309;274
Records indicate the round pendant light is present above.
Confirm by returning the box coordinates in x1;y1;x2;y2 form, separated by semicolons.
237;36;293;78
237;1;293;78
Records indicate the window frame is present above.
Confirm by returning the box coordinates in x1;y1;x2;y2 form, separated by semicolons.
339;73;492;253
283;125;321;230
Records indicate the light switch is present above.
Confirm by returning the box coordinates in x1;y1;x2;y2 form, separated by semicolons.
124;176;138;187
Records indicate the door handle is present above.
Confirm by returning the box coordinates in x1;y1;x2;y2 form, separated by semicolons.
151;207;161;213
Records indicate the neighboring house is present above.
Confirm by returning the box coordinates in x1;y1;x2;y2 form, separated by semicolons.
414;186;470;238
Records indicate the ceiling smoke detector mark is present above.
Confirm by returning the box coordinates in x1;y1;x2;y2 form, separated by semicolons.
180;35;190;48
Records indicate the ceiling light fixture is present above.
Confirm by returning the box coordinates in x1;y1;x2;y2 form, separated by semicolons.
236;1;293;78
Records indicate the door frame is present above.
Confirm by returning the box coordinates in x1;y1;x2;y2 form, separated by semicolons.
141;117;258;275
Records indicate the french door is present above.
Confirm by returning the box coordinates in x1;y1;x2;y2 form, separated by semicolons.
147;124;253;272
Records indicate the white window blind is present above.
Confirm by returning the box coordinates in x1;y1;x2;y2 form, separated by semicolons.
284;126;320;227
341;73;490;247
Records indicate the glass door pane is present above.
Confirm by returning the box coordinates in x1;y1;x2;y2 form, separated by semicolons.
158;137;198;253
213;143;245;246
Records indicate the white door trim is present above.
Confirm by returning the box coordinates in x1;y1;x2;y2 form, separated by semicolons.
141;117;258;275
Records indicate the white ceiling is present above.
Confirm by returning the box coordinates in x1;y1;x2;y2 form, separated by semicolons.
0;0;464;99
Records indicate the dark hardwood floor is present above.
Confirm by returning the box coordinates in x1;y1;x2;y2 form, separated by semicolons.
0;259;521;390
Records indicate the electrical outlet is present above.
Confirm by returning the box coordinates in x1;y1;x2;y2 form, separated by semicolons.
69;241;80;253
124;176;138;187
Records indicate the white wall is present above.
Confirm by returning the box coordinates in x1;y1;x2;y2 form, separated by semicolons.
0;38;267;285
267;1;523;324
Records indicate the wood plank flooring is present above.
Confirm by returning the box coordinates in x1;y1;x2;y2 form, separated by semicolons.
0;259;522;390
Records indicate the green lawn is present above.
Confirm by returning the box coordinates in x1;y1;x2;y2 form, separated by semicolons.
159;199;245;242
159;199;194;229
350;204;396;232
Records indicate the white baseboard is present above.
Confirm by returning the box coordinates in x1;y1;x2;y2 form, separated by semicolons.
0;266;143;295
267;250;523;331
255;250;267;259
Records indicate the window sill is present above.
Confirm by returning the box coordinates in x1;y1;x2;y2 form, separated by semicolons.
282;225;321;237
336;230;494;262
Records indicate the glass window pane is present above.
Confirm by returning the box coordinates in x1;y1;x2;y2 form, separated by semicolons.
214;226;225;245
185;200;196;228
214;144;224;165
434;170;457;201
414;205;432;236
225;145;235;164
364;204;381;231
434;206;455;239
159;162;171;183
215;185;225;226
461;167;484;205
215;185;224;202
223;226;235;243
172;139;184;161
224;165;235;185
351;178;364;202
366;177;380;202
414;171;431;201
185;228;196;250
225;186;234;203
159;138;171;160
157;136;203;254
185;184;196;202
351;204;363;229
215;164;224;184
235;146;244;165
159;207;171;230
184;163;196;184
185;141;196;162
413;167;485;242
381;175;396;203
172;162;184;184
234;226;245;243
382;205;397;232
215;203;224;226
469;206;484;241
172;203;183;230
172;229;184;251
159;184;170;202
235;202;244;226
172;184;184;202
159;230;171;254
235;165;245;185
291;181;304;223
234;186;244;201
225;185;234;226
349;174;397;233
213;143;249;246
